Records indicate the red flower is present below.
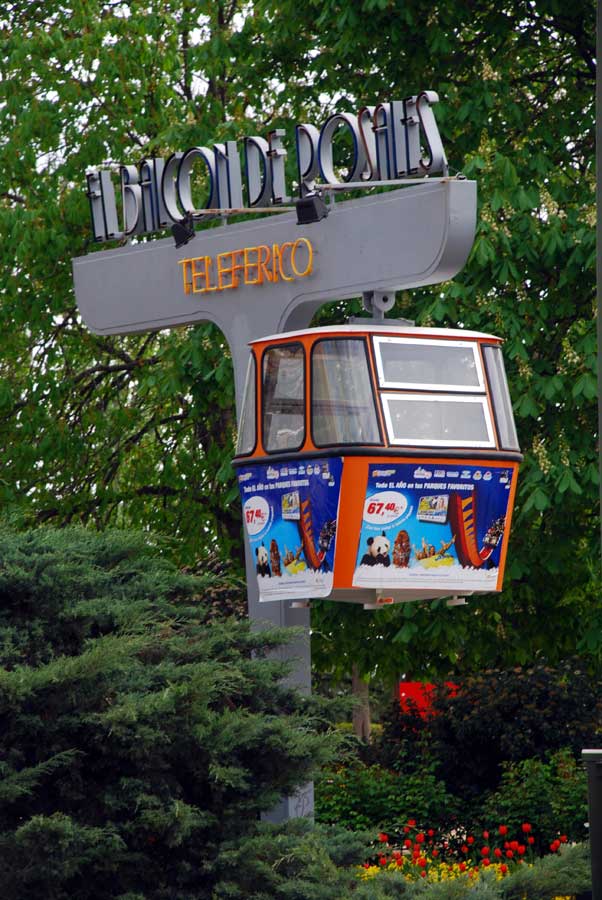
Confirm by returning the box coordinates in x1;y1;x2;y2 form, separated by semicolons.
482;830;489;839
403;839;412;848
499;825;508;836
482;858;491;867
428;829;435;837
362;862;370;869
407;819;416;827
500;864;508;874
518;845;526;856
550;839;561;852
432;849;439;857
506;850;514;859
461;845;468;854
467;836;474;845
416;833;425;844
510;840;519;850
494;848;502;859
379;856;387;866
413;849;420;859
527;836;535;845
481;846;491;857
420;871;427;878
392;850;401;860
378;832;389;843
403;826;410;833
504;841;510;849
459;862;466;872
559;835;568;843
418;857;427;868
396;857;403;867
521;823;532;833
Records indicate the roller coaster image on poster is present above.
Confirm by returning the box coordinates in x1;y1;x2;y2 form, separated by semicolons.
352;461;516;592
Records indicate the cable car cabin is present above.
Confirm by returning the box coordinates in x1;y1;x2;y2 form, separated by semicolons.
233;325;522;608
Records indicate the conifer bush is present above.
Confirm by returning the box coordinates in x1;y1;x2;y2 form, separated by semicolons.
0;527;348;899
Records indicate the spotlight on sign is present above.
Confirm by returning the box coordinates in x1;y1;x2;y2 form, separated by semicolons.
295;194;329;226
172;214;196;248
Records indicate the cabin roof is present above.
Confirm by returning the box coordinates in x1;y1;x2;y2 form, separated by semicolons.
249;324;502;346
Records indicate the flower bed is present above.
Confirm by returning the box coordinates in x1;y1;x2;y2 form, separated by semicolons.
360;819;574;883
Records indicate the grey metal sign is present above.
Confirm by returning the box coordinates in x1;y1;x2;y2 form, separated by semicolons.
73;179;475;393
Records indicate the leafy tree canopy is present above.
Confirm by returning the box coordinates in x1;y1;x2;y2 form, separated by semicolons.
0;0;596;679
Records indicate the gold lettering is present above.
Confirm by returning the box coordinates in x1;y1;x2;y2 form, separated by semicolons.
243;246;260;285
191;256;218;293
217;250;243;290
277;241;295;282
291;238;313;277
178;259;193;294
180;239;314;296
257;245;273;284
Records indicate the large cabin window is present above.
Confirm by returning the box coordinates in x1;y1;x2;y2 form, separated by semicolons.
373;336;496;448
381;393;495;447
262;343;305;452
236;355;256;455
311;339;381;446
373;336;484;392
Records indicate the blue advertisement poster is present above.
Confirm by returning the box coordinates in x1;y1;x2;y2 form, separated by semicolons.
237;457;343;601
352;462;515;592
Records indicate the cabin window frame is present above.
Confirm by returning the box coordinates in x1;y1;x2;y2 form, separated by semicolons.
380;392;496;448
372;336;486;393
310;336;384;448
482;344;521;452
261;341;306;454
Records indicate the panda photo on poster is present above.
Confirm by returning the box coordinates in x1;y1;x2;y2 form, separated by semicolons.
352;462;516;591
237;457;343;601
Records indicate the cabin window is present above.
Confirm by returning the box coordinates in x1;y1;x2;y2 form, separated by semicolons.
482;345;520;451
311;339;381;446
262;343;305;452
381;393;495;447
236;355;256;455
373;337;484;392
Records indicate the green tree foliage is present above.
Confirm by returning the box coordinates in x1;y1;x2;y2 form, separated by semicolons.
296;0;597;684
359;663;597;840
0;2;596;681
378;663;602;797
0;526;348;899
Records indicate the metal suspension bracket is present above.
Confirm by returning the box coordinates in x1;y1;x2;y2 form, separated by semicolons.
362;290;396;319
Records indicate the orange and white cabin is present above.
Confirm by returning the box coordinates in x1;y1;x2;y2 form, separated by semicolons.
233;324;521;607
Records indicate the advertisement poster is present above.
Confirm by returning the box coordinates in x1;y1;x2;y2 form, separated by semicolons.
353;462;516;592
237;457;343;601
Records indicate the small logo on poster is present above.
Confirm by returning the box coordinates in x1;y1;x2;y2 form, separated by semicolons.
414;467;432;480
282;491;301;521
417;494;449;524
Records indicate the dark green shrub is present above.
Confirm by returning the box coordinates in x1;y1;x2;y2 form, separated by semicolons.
0;527;345;900
379;663;602;802
315;759;453;832
483;749;588;849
